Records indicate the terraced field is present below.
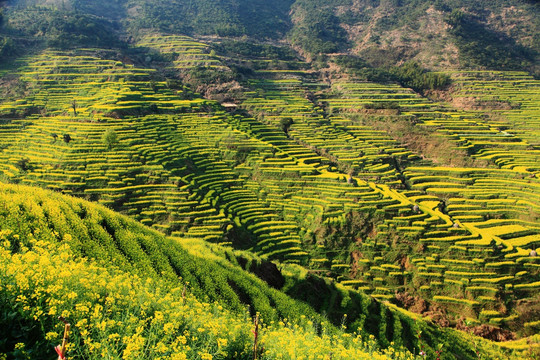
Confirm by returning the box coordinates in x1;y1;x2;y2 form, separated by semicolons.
449;71;540;171
243;43;535;319
0;50;227;241
0;51;311;261
0;40;538;336
242;78;420;184
316;71;540;327
138;35;226;70
231;59;540;325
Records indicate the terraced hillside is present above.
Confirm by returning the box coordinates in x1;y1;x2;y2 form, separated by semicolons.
0;0;539;357
6;180;537;359
450;71;540;170
0;34;538;355
316;68;540;331
2;182;442;359
135;34;540;331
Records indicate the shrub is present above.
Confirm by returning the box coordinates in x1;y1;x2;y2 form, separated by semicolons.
102;128;119;150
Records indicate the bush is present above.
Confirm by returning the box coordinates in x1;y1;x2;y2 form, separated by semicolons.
333;56;450;94
15;158;33;172
289;2;349;54
9;8;120;50
390;62;451;94
102;128;119;150
279;117;294;134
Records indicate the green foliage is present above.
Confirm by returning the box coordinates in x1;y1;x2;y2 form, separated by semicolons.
289;1;350;54
334;56;451;93
0;7;14;60
182;65;239;99
333;55;368;70
445;9;536;70
333;55;394;82
125;0;294;39
8;7;120;49
279;117;293;134
186;66;236;85
213;40;298;61
71;0;126;20
15;157;32;172
102;128;119;150
0;35;13;59
371;0;431;31
390;62;451;94
313;210;380;251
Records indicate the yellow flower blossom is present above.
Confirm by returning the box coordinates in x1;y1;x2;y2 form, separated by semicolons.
170;353;187;360
199;353;212;360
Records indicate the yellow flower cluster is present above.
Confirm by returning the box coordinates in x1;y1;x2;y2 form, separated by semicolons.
0;233;412;360
0;238;252;359
259;318;412;360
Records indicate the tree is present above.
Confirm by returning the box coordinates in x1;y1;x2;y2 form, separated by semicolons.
63;134;72;143
279;117;293;135
102;128;118;150
15;158;33;172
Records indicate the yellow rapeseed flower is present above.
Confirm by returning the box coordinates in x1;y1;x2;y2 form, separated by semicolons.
199;353;212;360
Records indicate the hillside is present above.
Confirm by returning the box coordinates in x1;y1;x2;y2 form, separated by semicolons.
290;0;539;71
0;44;538;354
0;0;539;358
0;182;409;359
2;0;538;73
3;182;531;359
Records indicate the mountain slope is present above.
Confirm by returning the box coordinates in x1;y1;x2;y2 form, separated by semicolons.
0;46;538;341
289;0;539;72
0;182;533;359
0;186;410;360
125;0;294;39
0;0;539;357
2;0;538;72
